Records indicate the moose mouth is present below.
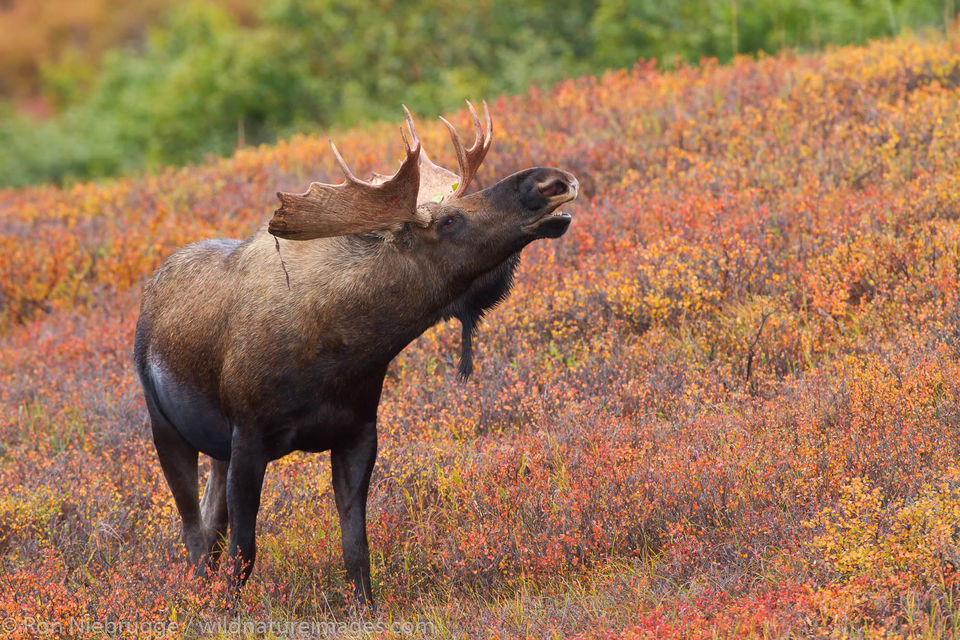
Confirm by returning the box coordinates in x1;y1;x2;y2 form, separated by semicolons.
529;209;573;238
519;171;578;238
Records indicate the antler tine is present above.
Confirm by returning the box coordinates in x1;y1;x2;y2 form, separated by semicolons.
469;100;492;159
456;100;491;197
466;100;484;147
329;140;361;184
436;100;494;198
481;100;493;154
401;105;421;155
438;115;468;179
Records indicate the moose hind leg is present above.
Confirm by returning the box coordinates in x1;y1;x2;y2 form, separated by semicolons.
331;425;378;605
149;408;207;570
200;458;229;567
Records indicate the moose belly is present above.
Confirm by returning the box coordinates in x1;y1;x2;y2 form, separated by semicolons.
148;357;232;460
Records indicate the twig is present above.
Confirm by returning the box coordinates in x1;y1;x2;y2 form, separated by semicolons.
274;235;291;290
745;309;774;384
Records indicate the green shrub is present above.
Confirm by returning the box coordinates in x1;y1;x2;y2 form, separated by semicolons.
0;0;956;187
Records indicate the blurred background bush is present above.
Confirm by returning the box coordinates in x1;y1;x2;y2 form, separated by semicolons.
0;0;956;187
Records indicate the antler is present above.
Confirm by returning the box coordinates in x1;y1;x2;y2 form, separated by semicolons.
269;101;494;240
441;100;493;198
269;114;423;240
416;100;493;204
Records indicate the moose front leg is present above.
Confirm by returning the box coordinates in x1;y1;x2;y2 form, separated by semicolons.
226;436;267;593
331;424;378;605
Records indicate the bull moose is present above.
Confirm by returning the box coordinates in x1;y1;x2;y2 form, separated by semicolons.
133;102;579;603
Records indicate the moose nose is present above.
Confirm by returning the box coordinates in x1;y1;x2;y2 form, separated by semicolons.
539;178;568;198
519;168;579;211
537;175;579;199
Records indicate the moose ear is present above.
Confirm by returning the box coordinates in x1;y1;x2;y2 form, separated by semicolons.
269;113;423;240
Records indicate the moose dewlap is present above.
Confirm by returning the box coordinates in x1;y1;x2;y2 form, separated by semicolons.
133;102;579;603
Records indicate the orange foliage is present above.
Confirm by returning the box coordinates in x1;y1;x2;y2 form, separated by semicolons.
5;30;960;638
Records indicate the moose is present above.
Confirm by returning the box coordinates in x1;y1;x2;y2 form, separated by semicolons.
134;102;578;604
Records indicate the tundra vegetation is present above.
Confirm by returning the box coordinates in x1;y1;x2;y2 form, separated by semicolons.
4;29;960;638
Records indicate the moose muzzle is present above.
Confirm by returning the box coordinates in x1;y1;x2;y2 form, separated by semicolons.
519;168;579;238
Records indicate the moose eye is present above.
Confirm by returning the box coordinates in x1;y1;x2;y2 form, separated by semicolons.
439;214;460;229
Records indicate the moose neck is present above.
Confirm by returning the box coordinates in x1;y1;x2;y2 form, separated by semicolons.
261;229;506;380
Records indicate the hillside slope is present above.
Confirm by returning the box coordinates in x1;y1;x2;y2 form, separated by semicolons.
3;31;960;638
